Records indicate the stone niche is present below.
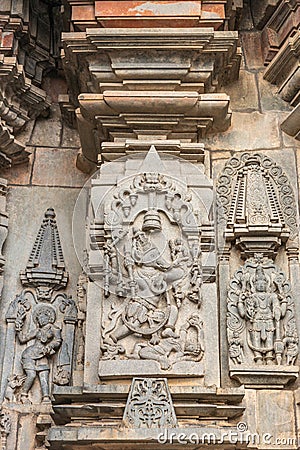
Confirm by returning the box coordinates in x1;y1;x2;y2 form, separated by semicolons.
217;152;300;389
84;144;218;384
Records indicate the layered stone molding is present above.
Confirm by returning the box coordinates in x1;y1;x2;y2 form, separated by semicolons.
61;8;241;172
0;178;8;296
65;0;242;30
262;1;300;140
1;0;300;449
0;0;62;167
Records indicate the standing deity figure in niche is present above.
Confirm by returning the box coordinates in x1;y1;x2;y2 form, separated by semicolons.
226;253;299;367
15;304;62;404
237;265;286;365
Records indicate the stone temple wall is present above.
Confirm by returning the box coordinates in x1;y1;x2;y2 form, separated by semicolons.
0;1;299;449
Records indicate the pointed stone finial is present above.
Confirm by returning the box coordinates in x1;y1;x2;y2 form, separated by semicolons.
20;208;68;290
138;145;167;173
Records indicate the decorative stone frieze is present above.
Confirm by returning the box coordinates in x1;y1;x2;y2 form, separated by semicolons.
49;384;245;447
123;378;177;428
217;152;298;257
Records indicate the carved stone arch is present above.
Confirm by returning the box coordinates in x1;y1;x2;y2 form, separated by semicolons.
216;152;298;257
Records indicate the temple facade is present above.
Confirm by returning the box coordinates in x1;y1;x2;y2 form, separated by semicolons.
0;0;300;448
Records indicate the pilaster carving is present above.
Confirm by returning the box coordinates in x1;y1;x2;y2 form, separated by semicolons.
123;378;177;428
217;152;299;387
3;209;77;404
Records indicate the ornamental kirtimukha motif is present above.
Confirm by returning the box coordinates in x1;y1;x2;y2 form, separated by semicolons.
123;377;177;428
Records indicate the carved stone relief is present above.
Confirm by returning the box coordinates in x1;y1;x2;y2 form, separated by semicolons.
217;152;299;387
3;209;77;404
227;253;298;366
123;378;177;428
99;171;204;373
87;147;214;379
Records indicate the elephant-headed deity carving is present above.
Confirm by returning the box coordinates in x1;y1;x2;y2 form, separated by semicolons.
227;253;298;366
98;169;205;371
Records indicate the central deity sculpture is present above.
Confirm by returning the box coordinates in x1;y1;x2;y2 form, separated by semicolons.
99;170;204;370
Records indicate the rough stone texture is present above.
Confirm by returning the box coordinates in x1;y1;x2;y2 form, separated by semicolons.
32;148;89;187
204;111;282;151
0;2;300;450
222;70;259;111
241;32;264;69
